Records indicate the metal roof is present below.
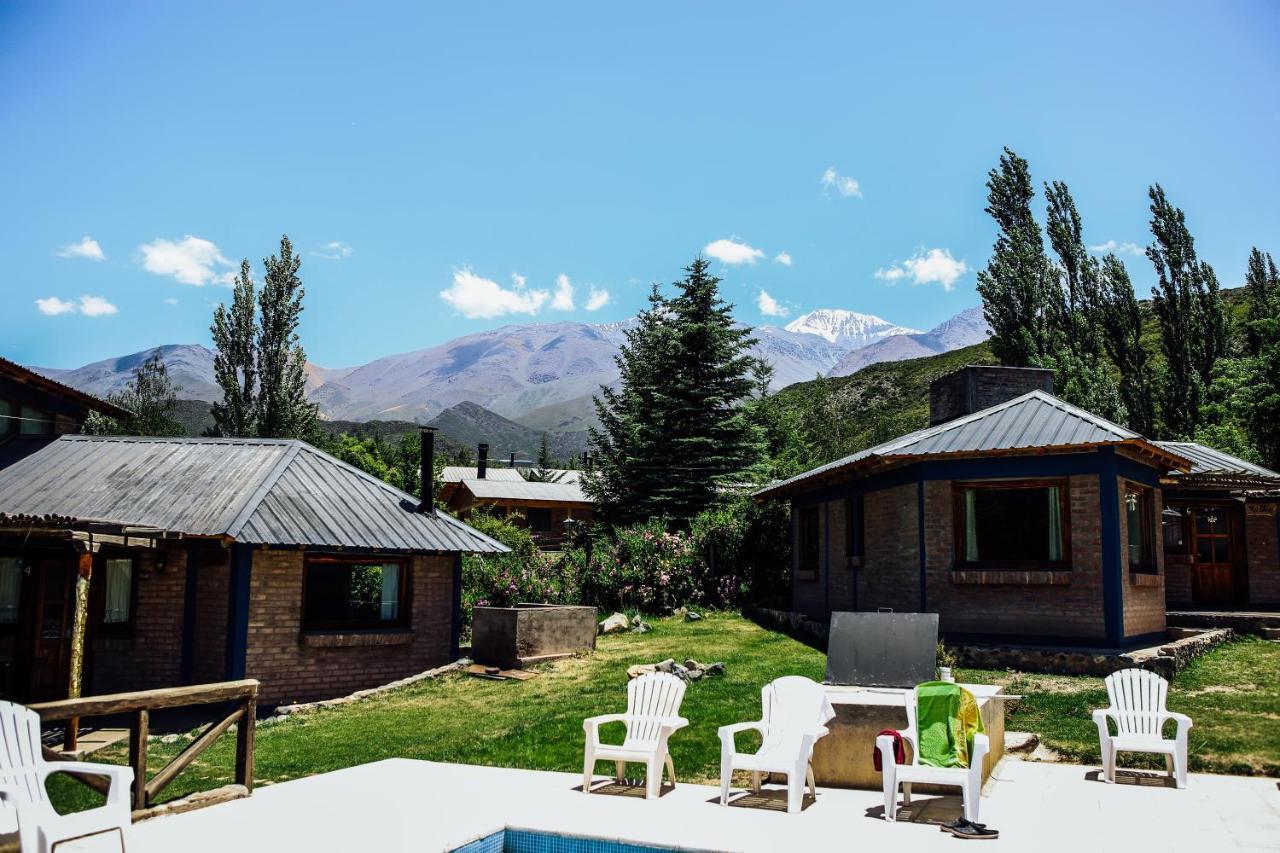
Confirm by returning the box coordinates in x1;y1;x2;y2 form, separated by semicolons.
0;435;508;553
1155;441;1280;484
439;466;524;484
757;390;1190;499
460;477;592;504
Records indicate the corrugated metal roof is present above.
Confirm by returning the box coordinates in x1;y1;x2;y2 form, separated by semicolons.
439;466;524;484
460;477;592;504
1155;441;1280;483
757;390;1188;498
0;435;508;553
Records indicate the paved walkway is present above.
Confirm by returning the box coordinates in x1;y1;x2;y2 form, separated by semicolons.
132;758;1280;852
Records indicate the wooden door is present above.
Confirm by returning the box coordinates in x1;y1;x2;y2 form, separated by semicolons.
27;560;76;699
1190;506;1236;605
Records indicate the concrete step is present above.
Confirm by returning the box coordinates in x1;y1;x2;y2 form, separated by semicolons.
1166;610;1280;637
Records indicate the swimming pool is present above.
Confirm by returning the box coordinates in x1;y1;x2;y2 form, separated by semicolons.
451;828;703;853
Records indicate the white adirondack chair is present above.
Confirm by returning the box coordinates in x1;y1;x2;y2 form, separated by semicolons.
876;687;990;823
1092;668;1192;788
718;676;835;814
582;672;688;798
0;701;134;853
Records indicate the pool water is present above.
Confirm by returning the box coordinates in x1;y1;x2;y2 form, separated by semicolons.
451;829;695;853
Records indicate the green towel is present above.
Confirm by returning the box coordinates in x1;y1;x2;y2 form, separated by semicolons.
916;681;984;769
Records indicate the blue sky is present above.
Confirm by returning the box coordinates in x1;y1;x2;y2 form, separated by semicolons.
3;2;1278;369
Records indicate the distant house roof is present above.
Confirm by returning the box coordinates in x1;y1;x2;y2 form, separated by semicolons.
459;477;592;505
0;435;508;553
1155;441;1280;486
757;390;1191;499
439;466;524;484
0;356;131;421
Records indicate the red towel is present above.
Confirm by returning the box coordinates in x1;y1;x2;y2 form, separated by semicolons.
873;729;905;771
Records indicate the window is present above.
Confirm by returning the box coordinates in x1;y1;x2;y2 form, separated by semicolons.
303;559;407;630
103;558;134;623
1125;487;1156;573
0;557;22;624
1161;504;1187;553
845;495;863;563
956;481;1069;567
798;505;820;577
526;508;552;532
19;405;50;435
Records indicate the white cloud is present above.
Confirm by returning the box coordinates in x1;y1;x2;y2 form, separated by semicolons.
58;236;105;261
551;274;575;311
138;235;235;286
163;297;179;306
313;240;354;260
77;295;118;316
704;238;765;265
875;248;968;291
439;268;549;319
585;286;611;312
756;290;789;318
821;167;862;198
35;297;77;315
35;295;118;316
1088;239;1143;257
773;251;793;267
511;273;527;289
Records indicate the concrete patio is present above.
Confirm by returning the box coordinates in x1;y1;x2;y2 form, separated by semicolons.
131;757;1280;852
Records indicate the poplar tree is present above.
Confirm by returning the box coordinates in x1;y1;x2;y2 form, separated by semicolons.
976;148;1056;367
1244;247;1280;357
1096;255;1158;435
1147;185;1230;438
254;235;318;439
210;260;258;437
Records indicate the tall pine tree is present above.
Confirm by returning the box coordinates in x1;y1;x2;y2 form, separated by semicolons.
586;259;761;525
976;148;1056;366
210;259;258;437
1147;184;1230;438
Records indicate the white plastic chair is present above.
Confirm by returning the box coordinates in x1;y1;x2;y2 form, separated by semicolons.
0;700;134;853
582;672;688;798
1092;668;1191;788
876;686;990;823
718;676;835;814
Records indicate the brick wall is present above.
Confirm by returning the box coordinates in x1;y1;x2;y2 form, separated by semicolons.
192;550;229;684
244;550;455;705
790;499;825;617
91;547;185;694
922;475;1108;642
1245;501;1280;605
860;482;921;614
1164;554;1193;607
1118;482;1166;638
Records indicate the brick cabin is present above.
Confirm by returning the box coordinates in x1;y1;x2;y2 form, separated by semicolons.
0;356;131;469
439;444;595;550
0;432;506;706
757;366;1199;650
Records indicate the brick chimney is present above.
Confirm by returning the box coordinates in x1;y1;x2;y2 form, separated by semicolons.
929;365;1055;426
477;443;489;479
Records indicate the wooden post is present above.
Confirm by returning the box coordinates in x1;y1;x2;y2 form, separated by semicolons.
235;696;256;795
64;550;94;751
129;708;149;810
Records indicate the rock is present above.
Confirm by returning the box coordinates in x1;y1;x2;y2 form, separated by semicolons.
685;611;703;622
627;664;657;680
674;606;688;619
705;662;726;676
599;612;630;635
671;663;690;682
683;659;701;670
1004;731;1039;753
631;614;644;627
655;658;677;673
631;622;651;634
687;669;704;681
159;734;181;745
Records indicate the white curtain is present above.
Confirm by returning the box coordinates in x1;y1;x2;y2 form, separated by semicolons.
104;558;133;623
380;564;400;620
1047;487;1063;562
0;558;21;624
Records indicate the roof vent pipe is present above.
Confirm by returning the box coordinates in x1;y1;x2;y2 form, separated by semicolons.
509;451;516;469
419;426;437;514
477;443;489;479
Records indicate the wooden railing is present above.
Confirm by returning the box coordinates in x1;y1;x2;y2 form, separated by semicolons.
30;679;259;820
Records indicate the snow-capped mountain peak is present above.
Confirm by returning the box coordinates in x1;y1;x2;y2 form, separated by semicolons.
784;309;921;348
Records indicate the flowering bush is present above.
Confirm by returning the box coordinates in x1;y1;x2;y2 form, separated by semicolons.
460;511;582;628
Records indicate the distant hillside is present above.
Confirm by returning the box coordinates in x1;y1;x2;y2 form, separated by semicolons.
429;401;590;465
771;341;997;467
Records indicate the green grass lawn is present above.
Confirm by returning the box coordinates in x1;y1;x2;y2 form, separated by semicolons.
49;614;1280;813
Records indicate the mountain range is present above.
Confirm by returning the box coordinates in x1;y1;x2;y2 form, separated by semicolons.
34;306;990;435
